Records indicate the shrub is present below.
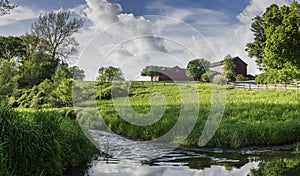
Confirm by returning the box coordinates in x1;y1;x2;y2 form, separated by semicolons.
212;74;227;85
235;74;245;81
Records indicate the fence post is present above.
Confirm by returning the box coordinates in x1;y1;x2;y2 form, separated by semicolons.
258;84;260;90
284;84;287;90
249;84;251;90
274;84;276;90
266;84;268;89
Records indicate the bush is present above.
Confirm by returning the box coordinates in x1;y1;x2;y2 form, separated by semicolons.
95;82;128;100
235;74;245;81
212;74;227;85
201;71;219;82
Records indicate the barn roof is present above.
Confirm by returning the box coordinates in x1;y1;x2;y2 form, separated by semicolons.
210;56;247;67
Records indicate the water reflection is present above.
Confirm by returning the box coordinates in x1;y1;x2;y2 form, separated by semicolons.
79;130;300;176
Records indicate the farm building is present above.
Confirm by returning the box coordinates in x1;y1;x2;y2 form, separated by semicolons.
153;66;195;81
210;56;248;77
153;57;252;81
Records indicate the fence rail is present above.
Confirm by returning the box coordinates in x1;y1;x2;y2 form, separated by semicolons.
232;83;300;91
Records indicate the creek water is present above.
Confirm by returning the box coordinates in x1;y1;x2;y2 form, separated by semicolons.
70;130;300;176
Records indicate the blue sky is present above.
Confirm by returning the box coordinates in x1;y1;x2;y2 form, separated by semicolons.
0;0;292;80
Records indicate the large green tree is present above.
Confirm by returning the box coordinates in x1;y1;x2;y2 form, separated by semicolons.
186;58;210;81
141;65;163;82
246;2;300;83
245;15;266;70
223;54;236;81
17;35;58;88
31;9;83;61
97;66;124;83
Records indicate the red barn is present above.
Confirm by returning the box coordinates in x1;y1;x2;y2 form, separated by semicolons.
153;66;195;81
210;56;248;77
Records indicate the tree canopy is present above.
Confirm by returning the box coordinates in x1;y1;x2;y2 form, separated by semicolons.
246;2;300;83
141;65;163;81
186;58;210;81
223;54;236;81
31;9;84;61
97;66;124;83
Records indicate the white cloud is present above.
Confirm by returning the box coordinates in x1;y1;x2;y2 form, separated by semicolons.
77;0;171;80
0;6;40;26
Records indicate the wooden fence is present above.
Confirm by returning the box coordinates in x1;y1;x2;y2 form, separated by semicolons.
233;83;300;91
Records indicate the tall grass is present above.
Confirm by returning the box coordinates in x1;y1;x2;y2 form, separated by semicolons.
77;81;300;148
0;107;97;176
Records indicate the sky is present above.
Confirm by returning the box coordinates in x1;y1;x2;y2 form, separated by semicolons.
0;0;293;80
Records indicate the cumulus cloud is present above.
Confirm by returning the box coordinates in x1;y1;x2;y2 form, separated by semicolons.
0;6;40;26
77;0;172;80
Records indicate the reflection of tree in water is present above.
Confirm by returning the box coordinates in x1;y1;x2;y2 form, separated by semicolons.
250;157;300;176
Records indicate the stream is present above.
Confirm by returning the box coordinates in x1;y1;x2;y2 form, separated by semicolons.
69;130;300;176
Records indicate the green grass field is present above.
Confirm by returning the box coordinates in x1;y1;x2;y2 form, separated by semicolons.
76;81;300;149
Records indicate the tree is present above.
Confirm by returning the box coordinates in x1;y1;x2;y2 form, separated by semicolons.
0;0;17;16
0;36;26;61
186;58;210;81
17;35;58;88
0;60;17;104
246;2;300;82
69;66;85;80
223;55;236;81
245;15;266;70
140;65;163;82
97;66;124;83
31;9;84;61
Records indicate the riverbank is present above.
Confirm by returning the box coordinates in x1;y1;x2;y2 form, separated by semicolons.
76;81;300;149
0;107;98;176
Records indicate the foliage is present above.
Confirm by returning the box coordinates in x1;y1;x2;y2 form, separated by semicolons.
0;36;26;61
97;66;124;83
0;0;17;15
212;74;227;85
11;77;74;108
186;58;210;81
141;65;163;81
235;74;245;82
263;158;300;176
201;71;219;82
17;35;59;88
69;66;85;80
222;55;236;81
0;60;17;105
0;107;98;176
246;2;300;83
31;9;83;61
245;15;266;70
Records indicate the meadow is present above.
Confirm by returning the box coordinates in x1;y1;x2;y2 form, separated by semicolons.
0;107;98;176
76;81;300;149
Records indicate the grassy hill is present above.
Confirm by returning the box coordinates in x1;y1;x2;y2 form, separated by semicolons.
75;81;300;148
